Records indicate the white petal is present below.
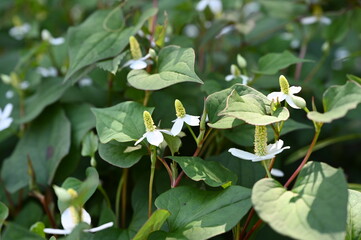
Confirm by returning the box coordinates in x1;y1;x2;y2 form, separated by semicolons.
2;104;13;118
301;16;317;25
225;75;234;81
5;90;14;99
171;118;184;136
61;208;91;231
43;228;71;235
41;29;52;41
158;129;173;135
50;37;65;45
267;140;290;156
228;148;258;160
130;60;147;70
267;92;286;102
289;86;301;94
146;130;164;146
285;95;300;109
0;117;13;131
209;0;222;14
250;154;277;162
85;222;114;233
183;114;200;126
320;16;331;25
241;75;250;85
271;168;284;177
196;0;208;11
134;133;147;146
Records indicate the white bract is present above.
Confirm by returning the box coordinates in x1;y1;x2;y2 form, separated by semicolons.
41;29;65;45
228;140;290;162
123;53;151;70
135;128;171;147
171;114;200;136
78;77;93;87
267;75;305;109
225;65;249;85
300;16;331;25
37;66;58;77
196;0;222;14
0;103;13;131
44;207;113;235
9;23;31;40
270;168;284;177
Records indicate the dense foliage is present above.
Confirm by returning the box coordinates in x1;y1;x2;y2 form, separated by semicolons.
0;0;361;239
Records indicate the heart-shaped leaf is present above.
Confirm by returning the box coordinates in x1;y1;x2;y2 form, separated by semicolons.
308;81;361;123
206;84;269;129
98;141;147;168
168;156;237;187
152;185;252;240
1;107;71;193
65;7;157;81
220;90;289;126
133;209;171;240
252;161;348;240
92;101;154;144
0;201;9;230
127;45;203;90
347;190;361;240
254;51;312;75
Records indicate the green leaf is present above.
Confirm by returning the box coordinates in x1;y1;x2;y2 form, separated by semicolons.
346;190;361;240
0;201;9;230
347;74;361;85
323;14;350;43
163;134;182;156
96;51;127;75
81;131;99;158
153;186;252;240
308;81;361;123
252;161;348;240
1;107;71;193
2;223;44;240
58;167;99;212
219;90;289;126
254;51;312;75
168;156;237;187
65;7;157;81
29;222;45;238
133;209;171;240
127;45;203;90
98;141;147;168
92;101;154;144
20;78;72;123
206;84;269;129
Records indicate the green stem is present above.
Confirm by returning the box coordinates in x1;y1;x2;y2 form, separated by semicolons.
121;168;129;228
148;146;157;217
97;185;111;209
143;90;152;106
186;124;198;143
261;160;272;178
115;169;126;227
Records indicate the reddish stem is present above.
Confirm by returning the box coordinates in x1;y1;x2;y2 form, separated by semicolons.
244;219;263;240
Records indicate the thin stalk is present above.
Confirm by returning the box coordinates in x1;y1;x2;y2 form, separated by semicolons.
148;146;157;217
261;161;271;178
244;219;263;240
157;156;173;185
115;170;126;227
121;168;129;228
304;52;329;83
97;185;111;209
233;222;241;240
143;90;151;106
294;42;308;81
186;124;198;143
284;128;321;188
239;208;255;239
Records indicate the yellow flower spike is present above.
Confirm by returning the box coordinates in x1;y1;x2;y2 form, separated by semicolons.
254;125;268;157
143;111;156;132
279;75;290;94
175;99;186;118
129;36;142;60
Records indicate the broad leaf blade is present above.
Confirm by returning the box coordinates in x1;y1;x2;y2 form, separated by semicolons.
252;161;348;240
127;45;203;90
92;101;154;144
308;81;361;123
168;156;237;187
154;186;252;240
346;190;361;240
133;209;171;240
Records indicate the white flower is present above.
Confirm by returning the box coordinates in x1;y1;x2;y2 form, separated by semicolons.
135;129;171;147
123;54;151;70
20;81;30;90
267;75;305;109
0;103;13;131
78;77;93;87
196;0;222;14
300;16;331;25
5;90;14;99
216;25;235;38
270;168;284;177
171;114;200;136
41;29;65;45
184;24;200;38
9;23;31;40
43;207;113;235
37;66;58;77
228;140;290;162
225;65;250;85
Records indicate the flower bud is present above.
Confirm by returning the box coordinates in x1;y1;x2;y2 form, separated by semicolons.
143;111;155;132
279;75;290;94
175;99;186;118
237;54;247;68
129;36;142;60
148;48;157;58
291;95;306;109
53;185;73;202
322;42;330;53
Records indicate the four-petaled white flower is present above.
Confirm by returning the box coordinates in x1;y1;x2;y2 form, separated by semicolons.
41;29;65;45
267;75;305;109
123;53;151;70
196;0;222;14
37;66;58;77
0;104;13;132
171;99;200;136
135;111;171;147
228;140;290;162
44;207;113;235
9;23;31;40
225;64;249;85
300;16;331;25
